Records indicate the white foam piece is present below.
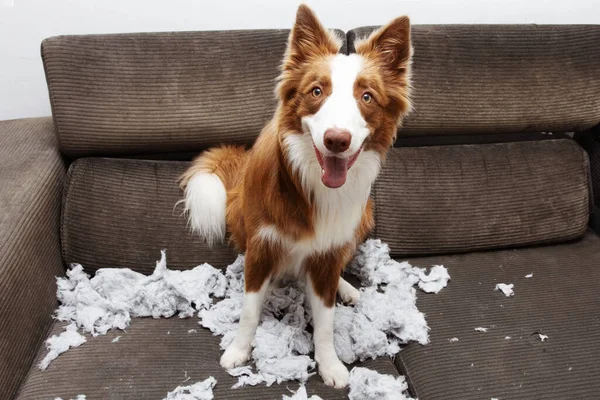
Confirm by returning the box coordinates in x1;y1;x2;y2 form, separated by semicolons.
39;323;86;370
495;283;514;297
282;385;323;400
418;265;451;294
164;377;217;400
348;367;415;400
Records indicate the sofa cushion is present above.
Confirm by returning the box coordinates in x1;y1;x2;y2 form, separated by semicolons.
42;29;346;159
375;139;590;256
395;230;600;400
348;25;600;137
16;318;400;400
62;157;237;273
62;139;590;272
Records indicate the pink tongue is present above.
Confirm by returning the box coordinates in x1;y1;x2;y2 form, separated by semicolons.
322;156;349;188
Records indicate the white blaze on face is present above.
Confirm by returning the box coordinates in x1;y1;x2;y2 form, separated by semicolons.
302;54;369;157
301;53;370;188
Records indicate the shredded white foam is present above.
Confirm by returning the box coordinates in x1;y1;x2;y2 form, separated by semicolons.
39;323;86;370
474;327;489;333
495;283;514;297
348;367;414;400
164;377;217;400
282;385;323;400
525;273;533;278
54;395;86;400
52;251;227;337
418;265;451;294
43;239;449;396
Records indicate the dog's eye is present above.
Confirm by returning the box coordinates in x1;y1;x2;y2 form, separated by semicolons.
312;87;322;97
362;92;373;103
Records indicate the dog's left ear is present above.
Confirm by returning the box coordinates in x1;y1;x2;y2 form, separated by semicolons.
356;16;412;74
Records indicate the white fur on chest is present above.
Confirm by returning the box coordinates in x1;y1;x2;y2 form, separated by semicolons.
258;134;381;277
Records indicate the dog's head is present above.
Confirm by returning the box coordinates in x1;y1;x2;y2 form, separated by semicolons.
277;5;412;189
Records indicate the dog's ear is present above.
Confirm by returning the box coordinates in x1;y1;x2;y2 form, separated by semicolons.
283;5;341;70
356;16;412;73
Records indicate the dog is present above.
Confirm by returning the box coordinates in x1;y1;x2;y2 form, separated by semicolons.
179;4;412;388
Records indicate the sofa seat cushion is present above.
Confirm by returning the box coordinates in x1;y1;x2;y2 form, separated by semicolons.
16;317;400;399
396;231;600;400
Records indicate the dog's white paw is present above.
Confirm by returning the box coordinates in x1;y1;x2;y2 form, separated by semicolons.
318;358;349;388
220;344;251;369
339;284;361;305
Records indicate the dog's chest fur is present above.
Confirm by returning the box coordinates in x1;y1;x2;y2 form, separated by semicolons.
258;134;381;277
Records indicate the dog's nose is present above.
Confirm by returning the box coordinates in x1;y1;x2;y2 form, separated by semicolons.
323;128;351;153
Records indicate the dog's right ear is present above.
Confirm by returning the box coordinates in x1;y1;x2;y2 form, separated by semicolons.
283;5;341;71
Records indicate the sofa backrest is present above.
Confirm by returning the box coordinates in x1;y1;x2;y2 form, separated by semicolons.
349;25;600;137
42;29;346;159
347;25;600;136
43;25;600;159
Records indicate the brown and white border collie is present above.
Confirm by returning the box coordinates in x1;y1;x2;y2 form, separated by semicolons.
180;5;412;388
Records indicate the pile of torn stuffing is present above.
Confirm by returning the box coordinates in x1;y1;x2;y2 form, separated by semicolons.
42;239;449;399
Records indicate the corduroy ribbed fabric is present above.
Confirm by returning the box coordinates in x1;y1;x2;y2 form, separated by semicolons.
0;118;66;400
574;126;600;207
16;317;400;400
374;139;590;256
61;139;590;273
42;29;347;159
61;158;238;274
349;25;600;137
396;231;600;400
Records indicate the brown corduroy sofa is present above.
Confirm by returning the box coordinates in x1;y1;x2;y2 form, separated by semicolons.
2;25;600;400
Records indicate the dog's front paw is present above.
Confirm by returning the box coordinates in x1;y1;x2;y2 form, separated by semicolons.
318;358;349;388
338;277;361;305
220;343;251;369
339;285;361;305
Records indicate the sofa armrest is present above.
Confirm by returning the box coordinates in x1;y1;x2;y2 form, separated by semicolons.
0;117;66;399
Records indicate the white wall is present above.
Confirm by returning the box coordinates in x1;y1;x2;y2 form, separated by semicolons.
1;0;599;121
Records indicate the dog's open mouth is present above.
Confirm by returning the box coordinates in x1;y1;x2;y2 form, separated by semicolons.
314;145;361;188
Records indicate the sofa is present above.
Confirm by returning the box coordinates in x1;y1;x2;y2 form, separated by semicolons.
2;24;600;399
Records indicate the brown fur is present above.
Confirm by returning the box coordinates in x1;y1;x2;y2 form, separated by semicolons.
354;17;413;156
180;5;411;301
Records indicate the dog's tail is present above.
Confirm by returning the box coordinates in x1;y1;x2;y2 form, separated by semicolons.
179;145;247;245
